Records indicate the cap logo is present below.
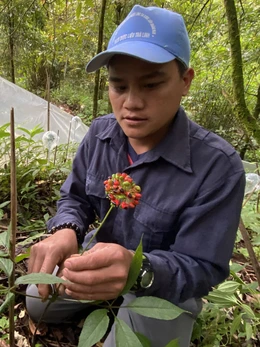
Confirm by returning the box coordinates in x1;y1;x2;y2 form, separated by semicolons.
113;11;157;46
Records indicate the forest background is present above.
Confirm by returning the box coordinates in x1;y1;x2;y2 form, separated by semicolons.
0;0;260;346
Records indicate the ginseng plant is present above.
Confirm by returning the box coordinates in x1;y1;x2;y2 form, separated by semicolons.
1;164;185;347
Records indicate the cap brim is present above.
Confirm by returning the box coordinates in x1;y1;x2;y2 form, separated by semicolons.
86;41;176;72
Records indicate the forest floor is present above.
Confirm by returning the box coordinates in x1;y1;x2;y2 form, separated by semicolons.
0;220;259;347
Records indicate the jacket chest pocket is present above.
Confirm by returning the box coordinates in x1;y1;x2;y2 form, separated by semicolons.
133;202;179;251
85;174;108;216
85;174;107;198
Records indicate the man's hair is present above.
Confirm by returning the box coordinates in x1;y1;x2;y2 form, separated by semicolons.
175;59;188;77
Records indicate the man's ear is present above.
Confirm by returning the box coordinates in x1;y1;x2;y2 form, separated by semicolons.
182;68;195;96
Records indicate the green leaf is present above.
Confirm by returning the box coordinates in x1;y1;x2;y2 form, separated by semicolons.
15;273;67;286
0;230;9;248
76;1;82;18
0;287;9;294
230;313;242;336
0;258;13;277
244;281;259;291
121;238;143;295
17;232;45;246
127;297;186;320
164;338;180;347
16;126;31;136
217;281;241;294
135;332;151;347
205;291;239;307
0;130;10;138
0;293;15;314
0;123;10;131
78;309;109;347
0;251;9;258
17;125;44;138
0;201;10;209
245;322;252;341
36;159;48;165
154;0;165;6
252;235;260;245
115;318;143;347
229;263;244;273
240;304;256;319
15;250;30;263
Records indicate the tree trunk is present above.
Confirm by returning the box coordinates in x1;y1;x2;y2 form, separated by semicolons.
8;0;15;84
92;0;107;119
223;0;260;143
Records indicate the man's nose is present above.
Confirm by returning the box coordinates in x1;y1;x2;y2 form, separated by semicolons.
123;88;145;110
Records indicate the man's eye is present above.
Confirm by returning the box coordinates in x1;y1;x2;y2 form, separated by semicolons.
113;85;127;92
145;82;162;89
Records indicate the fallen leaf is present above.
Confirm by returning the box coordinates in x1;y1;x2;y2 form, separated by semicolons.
19;309;26;319
28;318;48;336
77;318;85;328
51;327;63;341
14;331;30;347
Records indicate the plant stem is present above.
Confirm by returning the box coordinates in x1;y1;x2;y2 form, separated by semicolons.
64;120;72;163
242;187;257;207
9;107;17;347
31;201;113;344
239;217;260;286
31;292;60;347
81;204;114;254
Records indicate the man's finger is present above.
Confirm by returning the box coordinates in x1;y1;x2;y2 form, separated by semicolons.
35;256;57;299
37;283;51;300
64;247;117;271
28;249;44;274
39;255;57;275
65;289;118;301
63;266;126;286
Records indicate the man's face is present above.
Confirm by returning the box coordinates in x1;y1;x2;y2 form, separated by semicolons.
108;55;194;153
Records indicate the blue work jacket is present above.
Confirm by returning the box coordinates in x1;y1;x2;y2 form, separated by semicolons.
47;107;245;305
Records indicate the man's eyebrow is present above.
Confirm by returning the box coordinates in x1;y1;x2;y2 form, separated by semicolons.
108;70;167;82
108;76;123;82
140;70;167;79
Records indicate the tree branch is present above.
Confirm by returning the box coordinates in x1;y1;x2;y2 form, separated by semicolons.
9;0;38;37
188;0;211;33
253;85;260;119
239;218;260;287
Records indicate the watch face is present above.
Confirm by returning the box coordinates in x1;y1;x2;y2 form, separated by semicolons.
140;269;154;288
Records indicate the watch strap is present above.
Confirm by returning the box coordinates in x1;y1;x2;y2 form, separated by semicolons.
131;254;154;292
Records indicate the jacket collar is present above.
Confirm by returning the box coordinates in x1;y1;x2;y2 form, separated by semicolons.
96;107;192;173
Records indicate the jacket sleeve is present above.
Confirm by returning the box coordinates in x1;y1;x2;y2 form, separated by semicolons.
141;170;245;304
46;131;96;241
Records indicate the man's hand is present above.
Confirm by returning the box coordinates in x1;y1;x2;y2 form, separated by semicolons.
28;229;78;300
62;243;134;301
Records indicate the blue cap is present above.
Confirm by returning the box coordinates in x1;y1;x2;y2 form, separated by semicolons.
86;5;190;72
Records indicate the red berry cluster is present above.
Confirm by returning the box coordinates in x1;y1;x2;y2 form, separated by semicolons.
104;173;142;209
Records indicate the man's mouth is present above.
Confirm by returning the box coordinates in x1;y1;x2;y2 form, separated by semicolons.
123;116;147;123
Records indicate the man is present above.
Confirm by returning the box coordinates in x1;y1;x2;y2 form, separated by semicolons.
26;5;245;347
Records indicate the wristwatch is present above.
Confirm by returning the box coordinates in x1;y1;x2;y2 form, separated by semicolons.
131;255;154;291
